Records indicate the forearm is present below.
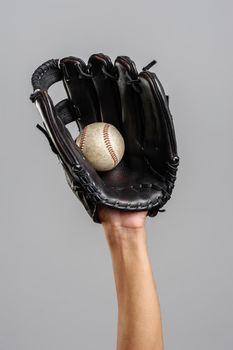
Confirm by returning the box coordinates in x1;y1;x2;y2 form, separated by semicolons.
103;225;164;350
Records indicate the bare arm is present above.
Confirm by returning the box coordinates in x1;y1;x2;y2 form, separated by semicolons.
99;206;164;350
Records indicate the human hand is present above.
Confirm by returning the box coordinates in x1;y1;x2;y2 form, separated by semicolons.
98;206;148;248
98;205;148;230
99;205;148;248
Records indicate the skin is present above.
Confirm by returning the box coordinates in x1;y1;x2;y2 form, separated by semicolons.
98;206;164;350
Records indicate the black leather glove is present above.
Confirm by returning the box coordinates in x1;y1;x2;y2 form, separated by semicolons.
30;53;179;223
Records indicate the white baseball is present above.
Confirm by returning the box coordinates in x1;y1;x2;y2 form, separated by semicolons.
75;122;125;171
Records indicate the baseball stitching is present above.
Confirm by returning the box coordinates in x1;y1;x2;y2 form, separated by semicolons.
79;127;87;151
103;124;118;166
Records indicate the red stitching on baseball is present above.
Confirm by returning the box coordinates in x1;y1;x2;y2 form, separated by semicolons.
79;127;87;151
103;124;118;166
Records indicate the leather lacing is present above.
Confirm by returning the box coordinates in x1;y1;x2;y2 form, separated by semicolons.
71;163;170;212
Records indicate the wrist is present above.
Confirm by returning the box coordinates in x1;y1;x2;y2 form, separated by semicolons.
103;225;147;250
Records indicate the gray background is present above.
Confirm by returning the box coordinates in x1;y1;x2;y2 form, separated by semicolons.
0;0;232;349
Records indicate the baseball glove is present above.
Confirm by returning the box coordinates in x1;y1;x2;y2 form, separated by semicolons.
30;53;179;223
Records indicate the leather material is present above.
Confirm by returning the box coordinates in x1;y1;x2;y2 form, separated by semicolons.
30;53;179;223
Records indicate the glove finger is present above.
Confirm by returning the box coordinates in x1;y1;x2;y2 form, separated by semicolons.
114;55;144;160
87;53;123;132
59;56;101;129
138;70;179;167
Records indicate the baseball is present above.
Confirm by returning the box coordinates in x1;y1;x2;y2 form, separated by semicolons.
75;122;125;171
